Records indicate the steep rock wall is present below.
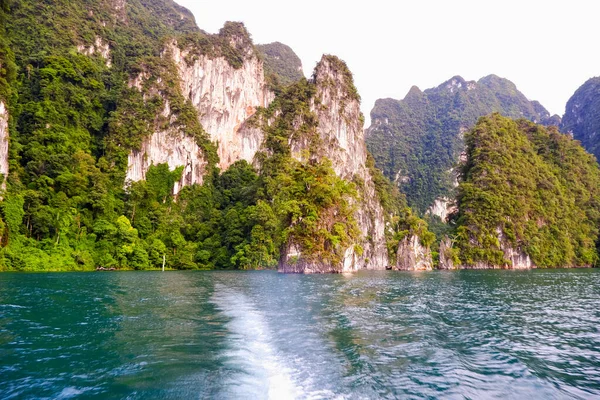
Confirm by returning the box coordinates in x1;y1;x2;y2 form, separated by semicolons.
396;235;433;271
123;69;210;195
0;101;8;188
461;229;533;270
426;197;456;222
125;34;273;192
438;236;456;270
280;56;388;273
169;42;273;171
126;100;208;195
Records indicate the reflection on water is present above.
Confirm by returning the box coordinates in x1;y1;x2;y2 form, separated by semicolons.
0;269;599;399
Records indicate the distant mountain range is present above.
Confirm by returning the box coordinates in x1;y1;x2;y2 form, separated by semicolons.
365;75;561;214
561;77;600;162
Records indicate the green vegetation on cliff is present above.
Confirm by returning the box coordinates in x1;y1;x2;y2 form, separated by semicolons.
561;77;600;162
256;42;304;88
0;0;433;272
0;0;395;271
453;114;600;268
255;77;361;269
0;0;265;271
365;75;561;213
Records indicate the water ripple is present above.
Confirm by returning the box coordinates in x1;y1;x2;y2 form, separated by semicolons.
0;269;599;398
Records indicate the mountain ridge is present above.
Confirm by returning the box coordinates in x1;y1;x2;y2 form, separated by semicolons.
365;74;561;214
561;76;600;162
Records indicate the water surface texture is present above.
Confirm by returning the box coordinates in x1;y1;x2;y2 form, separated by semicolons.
1;270;599;399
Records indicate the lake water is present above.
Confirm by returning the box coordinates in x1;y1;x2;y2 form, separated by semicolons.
0;269;599;399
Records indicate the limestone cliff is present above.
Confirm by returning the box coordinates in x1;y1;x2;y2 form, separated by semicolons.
0;101;8;188
125;23;273;192
438;237;456;270
278;55;388;273
426;197;456;222
396;235;433;271
169;40;273;170
123;61;211;195
125;100;208;195
115;23;386;273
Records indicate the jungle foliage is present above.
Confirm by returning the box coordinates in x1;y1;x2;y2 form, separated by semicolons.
365;75;562;214
256;42;304;89
0;1;403;271
454;114;600;268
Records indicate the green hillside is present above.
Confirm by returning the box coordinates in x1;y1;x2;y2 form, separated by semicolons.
453;114;600;268
366;75;561;213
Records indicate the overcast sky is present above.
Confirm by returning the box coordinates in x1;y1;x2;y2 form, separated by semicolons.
176;0;599;126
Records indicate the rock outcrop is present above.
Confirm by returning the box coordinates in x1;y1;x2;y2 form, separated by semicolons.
169;41;273;171
119;29;387;273
0;101;8;188
438;236;456;270
125;25;273;192
396;235;433;271
496;228;533;269
125;101;208;195
426;197;456;222
279;55;388;273
77;36;111;67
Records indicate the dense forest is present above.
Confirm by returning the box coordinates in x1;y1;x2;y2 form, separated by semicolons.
452;114;600;268
365;75;561;214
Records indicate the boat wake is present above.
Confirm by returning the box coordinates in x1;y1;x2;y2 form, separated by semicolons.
211;285;300;399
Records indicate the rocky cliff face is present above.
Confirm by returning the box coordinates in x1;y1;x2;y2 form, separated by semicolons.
495;228;533;269
125;100;208;194
396;235;433;271
438;237;455;270
123;66;211;195
169;41;273;171
426;197;456;222
118;26;387;273
125;27;273;191
0;101;8;188
279;56;388;273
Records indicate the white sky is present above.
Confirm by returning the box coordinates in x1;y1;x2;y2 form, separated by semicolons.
176;0;599;126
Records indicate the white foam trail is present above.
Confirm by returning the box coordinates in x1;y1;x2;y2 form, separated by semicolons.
212;285;300;399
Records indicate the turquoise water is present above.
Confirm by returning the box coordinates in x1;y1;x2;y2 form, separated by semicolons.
0;269;599;399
